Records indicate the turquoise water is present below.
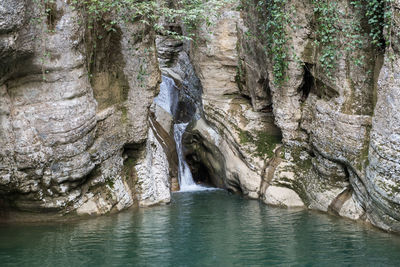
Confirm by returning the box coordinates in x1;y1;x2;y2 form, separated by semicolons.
1;190;400;266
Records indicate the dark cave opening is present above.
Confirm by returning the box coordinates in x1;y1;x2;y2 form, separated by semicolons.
45;1;61;31
123;142;146;163
298;63;315;102
259;77;274;113
298;63;340;100
185;154;216;188
182;131;227;190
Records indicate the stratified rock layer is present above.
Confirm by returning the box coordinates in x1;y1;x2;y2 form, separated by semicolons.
1;0;400;234
0;0;169;219
183;1;400;232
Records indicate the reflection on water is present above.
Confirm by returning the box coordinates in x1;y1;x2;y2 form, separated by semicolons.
1;190;400;266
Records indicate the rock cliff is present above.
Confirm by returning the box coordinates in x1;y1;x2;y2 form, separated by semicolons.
180;0;400;232
1;0;400;233
0;0;170;220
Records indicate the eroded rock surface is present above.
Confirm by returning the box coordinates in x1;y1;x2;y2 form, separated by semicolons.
180;1;400;232
183;9;282;198
1;0;400;234
0;0;168;219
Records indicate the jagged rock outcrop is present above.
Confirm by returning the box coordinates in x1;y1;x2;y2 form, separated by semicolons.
0;0;170;220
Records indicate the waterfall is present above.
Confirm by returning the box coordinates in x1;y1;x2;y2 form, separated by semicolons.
173;123;203;191
154;76;179;116
155;76;204;192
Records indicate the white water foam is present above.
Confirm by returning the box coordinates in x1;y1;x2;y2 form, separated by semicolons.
155;76;209;192
173;123;207;192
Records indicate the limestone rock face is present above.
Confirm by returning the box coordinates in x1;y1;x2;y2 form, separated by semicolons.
135;128;171;206
1;0;400;234
365;32;400;230
185;9;282;198
264;186;304;208
240;0;400;231
191;10;239;97
233;0;377;220
0;0;32;80
0;0;168;219
182;0;400;232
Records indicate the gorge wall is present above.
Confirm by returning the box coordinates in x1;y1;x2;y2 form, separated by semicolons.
182;0;400;232
0;0;170;220
1;0;400;233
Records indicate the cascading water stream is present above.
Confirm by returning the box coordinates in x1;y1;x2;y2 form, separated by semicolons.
154;76;178;115
155;76;205;192
173;123;203;191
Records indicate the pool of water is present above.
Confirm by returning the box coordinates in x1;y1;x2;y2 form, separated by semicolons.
1;190;400;266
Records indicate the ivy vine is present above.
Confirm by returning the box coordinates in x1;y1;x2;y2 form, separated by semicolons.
32;0;232;81
240;0;394;84
239;0;291;85
312;0;341;78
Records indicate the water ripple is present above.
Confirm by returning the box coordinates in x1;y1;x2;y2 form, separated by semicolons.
1;190;400;266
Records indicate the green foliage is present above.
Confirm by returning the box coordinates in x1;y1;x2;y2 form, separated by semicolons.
70;0;231;84
33;0;231;82
363;0;393;48
348;0;395;58
240;0;394;83
254;131;282;158
312;0;341;78
69;0;232;40
174;0;232;39
239;0;291;85
105;177;115;188
239;129;253;144
313;0;394;76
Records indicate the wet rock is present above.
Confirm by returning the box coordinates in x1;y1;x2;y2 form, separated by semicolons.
0;0;163;217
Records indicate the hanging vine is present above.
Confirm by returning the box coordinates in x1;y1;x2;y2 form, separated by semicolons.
239;0;395;84
239;0;291;85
